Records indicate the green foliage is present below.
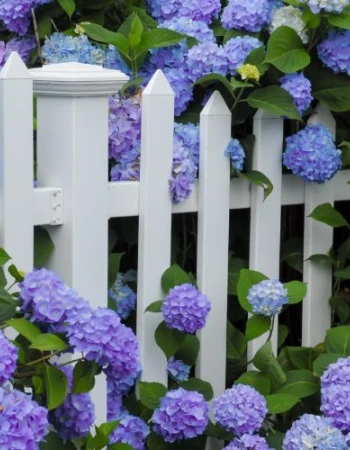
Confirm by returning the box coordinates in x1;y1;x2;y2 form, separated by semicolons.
139;381;167;410
179;378;214;401
266;393;299;413
235;371;271;395
237;170;274;200
245;315;271;341
34;227;55;268
324;326;350;354
237;269;268;313
44;364;69;410
253;341;286;388
309;203;349;228
284;280;307;305
161;264;192;293
155;321;186;359
72;361;99;394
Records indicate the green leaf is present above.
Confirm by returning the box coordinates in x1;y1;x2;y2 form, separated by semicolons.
245;315;271;341
58;0;75;18
82;23;130;57
179;378;214;401
276;369;319;398
0;285;16;304
175;334;200;366
135;28;188;55
313;353;343;376
285;346;320;370
281;238;303;274
339;140;350;167
108;252;125;288
302;9;321;28
8;264;24;282
238;170;274;200
284;280;307;305
266;431;285;450
266;393;299;414
32;375;45;395
230;79;254;89
37;13;51;39
253;341;286;388
139;381;167;410
7;318;41;343
34;227;54;268
40;431;76;449
330;295;350;323
128;14;144;48
161;264;191;293
237;269;268;313
265;26;310;73
194;73;236;97
235;371;271;395
30;334;68;352
306;253;334;264
72;360;99;394
145;300;164;313
247;86;301;120
0;302;16;324
0;248;11;266
44;364;69;410
334;266;350;279
155;321;186;359
311;66;350;112
245;46;268;75
309;203;348;228
326;7;350;29
278;324;289;349
324;326;350;355
109;444;134;450
147;433;173;450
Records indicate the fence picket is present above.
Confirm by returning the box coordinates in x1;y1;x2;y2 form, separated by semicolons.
0;53;33;272
136;70;174;385
302;105;335;346
248;110;284;358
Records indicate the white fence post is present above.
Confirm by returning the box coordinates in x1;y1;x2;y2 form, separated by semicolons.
0;53;33;272
137;70;174;385
31;63;128;423
196;92;231;450
302;105;335;346
248;110;284;359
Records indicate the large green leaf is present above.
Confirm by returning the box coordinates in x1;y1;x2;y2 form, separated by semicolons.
30;334;68;352
135;28;188;55
276;369;319;398
334;266;350;279
285;346;321;370
82;23;130;57
155;321;186;359
179;378;214;401
7;318;41;343
57;0;75;18
266;393;299;414
238;170;274;200
40;431;76;449
0;302;16;324
237;269;268;313
161;264;192;294
195;73;237;96
0;248;11;266
253;341;286;388
326;7;350;29
309;203;348;228
128;13;144;49
108;252;124;288
247;86;301;120
284;280;307;305
44;364;69;410
73;360;99;394
245;315;271;341
313;353;343;376
235;371;271;395
139;381;167;410
324;326;350;355
175;334;200;366
227;320;247;359
265;26;310;73
34;227;54;269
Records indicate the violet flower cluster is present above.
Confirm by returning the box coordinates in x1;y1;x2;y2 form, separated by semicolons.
152;388;209;442
213;384;267;435
0;0;52;35
110;414;150;450
247;279;288;317
221;0;275;32
224;37;262;76
317;30;350;76
167;356;191;382
162;283;211;333
146;0;221;24
0;385;49;449
224;434;272;449
0;36;36;68
283;413;348;449
279;73;313;115
51;365;95;441
0;332;18;385
283;124;342;183
224;138;245;171
109;273;137;320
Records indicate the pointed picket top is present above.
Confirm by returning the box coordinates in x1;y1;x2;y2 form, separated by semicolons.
307;103;336;137
0;52;32;80
143;69;174;96
201;90;230;117
254;108;284;120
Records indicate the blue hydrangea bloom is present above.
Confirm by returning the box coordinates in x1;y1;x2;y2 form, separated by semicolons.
51;365;95;440
283;414;348;449
108;362;142;397
110;159;140;181
162;283;211;333
109;273;137;320
283;124;342;183
247;279;288;316
317;30;350;76
0;385;49;449
214;384;267;435
0;0;52;35
224;434;272;449
279;73;313;115
167;357;191;381
224;37;262;75
186;42;228;82
222;0;275;32
164;67;194;116
42;33;105;65
152;388;209;442
104;45;132;76
174;122;200;170
321;356;350;389
147;0;221;24
224;138;245;171
0;332;18;385
301;0;349;13
110;414;150;450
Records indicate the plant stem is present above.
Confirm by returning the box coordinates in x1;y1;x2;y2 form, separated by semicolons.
57;357;85;368
31;8;45;66
230;87;245;112
26;349;68;367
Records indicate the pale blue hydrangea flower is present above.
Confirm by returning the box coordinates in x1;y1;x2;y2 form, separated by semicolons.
224;139;245;171
317;30;350;76
224;37;263;75
279;73;313;115
104;45;132;76
247;279;288;316
300;0;349;13
283;124;342;183
167;357;191;381
109;273;137;320
224;434;272;449
283;414;348;449
222;0;275;32
269;6;308;44
174;122;200;170
186;42;228;82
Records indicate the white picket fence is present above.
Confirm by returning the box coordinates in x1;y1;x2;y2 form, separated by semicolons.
1;52;349;440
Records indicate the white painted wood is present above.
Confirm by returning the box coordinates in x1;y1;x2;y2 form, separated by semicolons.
34;187;63;226
32;63;127;423
248;110;284;359
196;92;231;450
302;105;335;346
0;53;33;273
136;70;174;385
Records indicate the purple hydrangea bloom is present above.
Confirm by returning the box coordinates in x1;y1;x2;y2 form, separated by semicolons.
213;384;267;435
0;41;5;66
108;362;142;397
279;73;313;115
224;434;272;449
247;279;288;316
0;332;18;385
109;273;137;320
167;357;191;382
162;283;211;333
221;0;274;32
301;0;349;13
107;380;125;421
164;67;194;116
3;36;36;66
110;159;140;181
147;0;221;24
317;30;350;76
186;42;228;82
152;388;209;442
0;386;49;449
174;122;200;170
224;138;245;171
20;268;63;309
283;124;342;183
0;0;52;35
321;356;350;389
110;414;150;450
51;365;95;441
42;33;105;65
224;37;262;75
159;17;215;43
283;414;348;449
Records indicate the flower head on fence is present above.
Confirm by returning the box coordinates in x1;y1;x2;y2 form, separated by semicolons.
221;0;275;32
224;434;272;449
247;279;288;316
0;332;18;385
167;356;191;382
110;414;150;449
279;73;313;115
109;273;137;320
317;30;350;77
223;37;262;76
152;387;209;442
225;138;245;171
269;6;309;43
